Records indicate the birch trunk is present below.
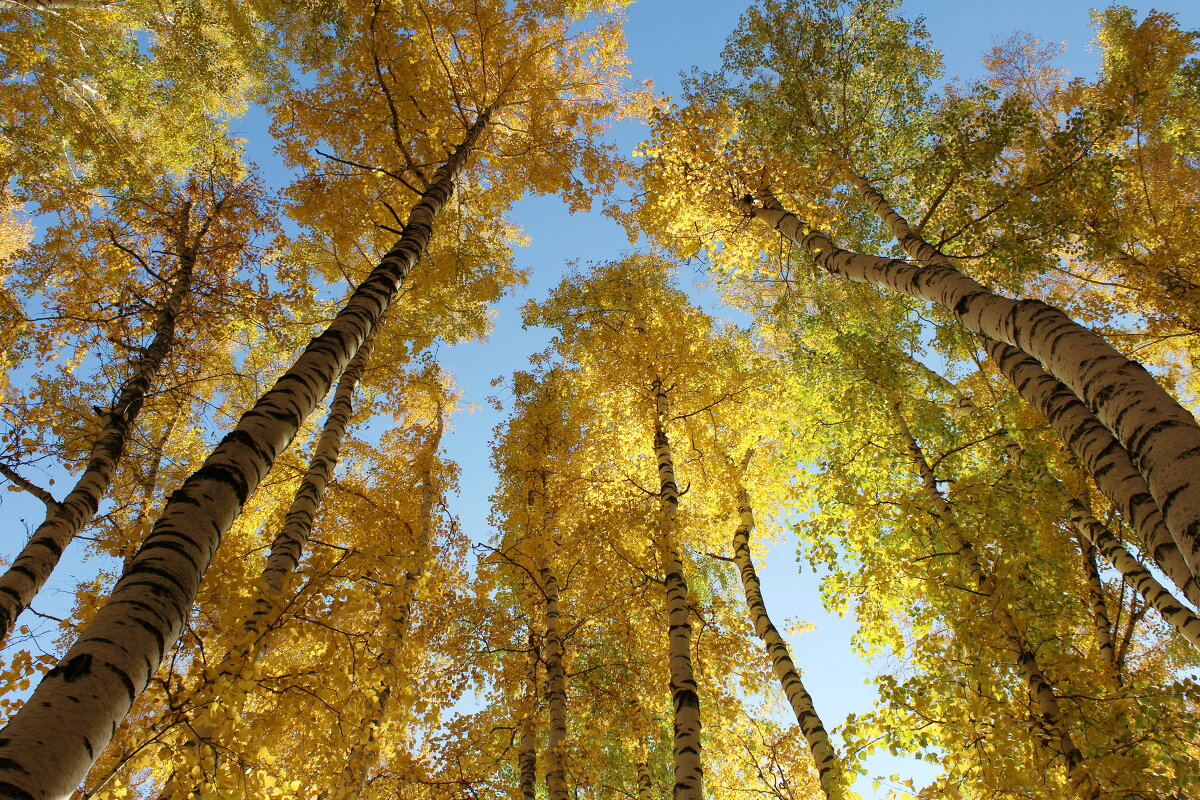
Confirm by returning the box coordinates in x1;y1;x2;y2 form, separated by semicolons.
628;697;656;800
636;759;654;800
910;352;1199;658
652;380;703;800
0;107;493;800
744;187;1200;575
844;171;1200;578
903;346;1199;612
891;404;1099;798
519;630;540;800
0;201;204;643
730;482;842;799
165;338;379;800
1079;539;1120;680
541;563;569;800
999;434;1200;653
1068;500;1200;651
245;333;376;644
983;337;1200;604
845;170;1195;594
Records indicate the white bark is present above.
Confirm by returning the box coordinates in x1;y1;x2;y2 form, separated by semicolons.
541;563;569;800
744;189;1200;577
0;200;207;643
0;108;492;800
984;338;1200;604
730;481;843;799
1069;500;1200;652
652;381;703;800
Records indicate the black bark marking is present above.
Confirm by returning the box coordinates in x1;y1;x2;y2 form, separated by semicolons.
26;538;63;559
0;781;36;800
188;463;251;506
46;653;92;683
102;662;137;702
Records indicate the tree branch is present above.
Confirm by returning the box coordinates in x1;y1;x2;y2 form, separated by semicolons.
0;463;59;511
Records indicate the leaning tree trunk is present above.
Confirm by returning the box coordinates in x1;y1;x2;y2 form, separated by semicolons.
743;185;1200;576
730;479;844;799
905;349;1200;656
1078;538;1120;682
996;434;1200;653
902;341;1196;604
0;200;208;644
652;380;703;800
245;332;377;646
165;335;378;800
846;168;1193;591
983;338;1199;603
890;403;1100;799
1068;500;1200;652
0;106;494;800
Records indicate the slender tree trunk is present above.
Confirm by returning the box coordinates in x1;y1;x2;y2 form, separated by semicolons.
730;481;842;799
519;630;540;800
1078;538;1120;681
636;758;654;800
983;337;1200;603
890;403;1099;799
541;563;569;800
743;186;1200;575
245;333;376;644
164;337;378;800
628;697;656;800
998;432;1200;654
908;343;1200;611
912;351;1200;656
0;107;493;800
1068;500;1200;651
0;201;205;644
844;170;1197;595
652;380;703;800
